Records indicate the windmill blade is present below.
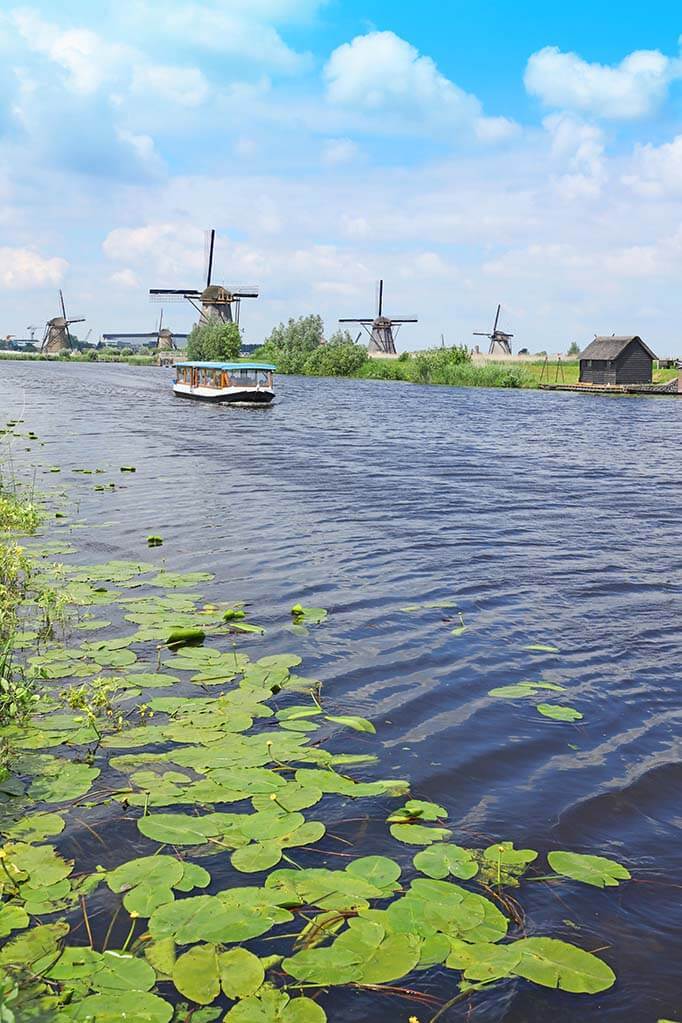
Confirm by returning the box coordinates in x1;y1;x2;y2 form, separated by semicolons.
493;304;501;333
377;279;384;317
59;289;67;321
67;318;86;324
339;318;373;324
473;331;492;337
355;332;362;343
204;229;216;288
150;290;201;303
158;308;164;334
386;315;418;323
222;284;259;298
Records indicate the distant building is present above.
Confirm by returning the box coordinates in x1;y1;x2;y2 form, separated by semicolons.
579;336;657;386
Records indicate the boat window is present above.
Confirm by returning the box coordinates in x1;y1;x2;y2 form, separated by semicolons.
230;369;271;387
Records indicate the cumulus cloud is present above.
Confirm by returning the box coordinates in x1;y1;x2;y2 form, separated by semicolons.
544;113;606;198
623;135;682;197
324;31;517;141
0;246;67;289
525;44;680;119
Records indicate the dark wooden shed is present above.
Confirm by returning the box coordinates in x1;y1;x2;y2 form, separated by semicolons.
579;336;657;386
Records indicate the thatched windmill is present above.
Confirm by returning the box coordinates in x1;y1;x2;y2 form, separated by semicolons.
339;281;417;355
40;291;85;354
473;304;514;356
150;229;259;327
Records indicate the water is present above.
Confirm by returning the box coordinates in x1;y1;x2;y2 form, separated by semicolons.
1;360;681;1022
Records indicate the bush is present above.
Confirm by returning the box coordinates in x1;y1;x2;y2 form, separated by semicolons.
187;321;242;362
83;350;98;362
303;341;368;377
257;315;325;374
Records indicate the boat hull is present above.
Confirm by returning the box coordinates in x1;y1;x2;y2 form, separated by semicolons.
173;384;274;405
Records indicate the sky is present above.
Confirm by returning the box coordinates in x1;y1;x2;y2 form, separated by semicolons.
2;0;682;353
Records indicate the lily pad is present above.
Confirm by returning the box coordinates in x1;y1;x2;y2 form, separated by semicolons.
537;704;583;722
548;851;631;888
511;937;615;993
413;843;478;881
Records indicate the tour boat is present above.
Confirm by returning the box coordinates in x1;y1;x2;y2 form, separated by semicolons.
173;361;276;405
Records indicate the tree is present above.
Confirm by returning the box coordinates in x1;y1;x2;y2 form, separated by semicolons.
303;340;368;377
187;321;242;362
567;341;581;357
257;315;324;374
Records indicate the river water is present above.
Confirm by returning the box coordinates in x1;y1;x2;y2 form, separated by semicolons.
1;361;680;1022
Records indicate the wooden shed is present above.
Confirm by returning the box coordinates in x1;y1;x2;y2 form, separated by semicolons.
579;336;657;386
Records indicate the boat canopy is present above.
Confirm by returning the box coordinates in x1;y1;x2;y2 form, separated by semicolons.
176;361;275;371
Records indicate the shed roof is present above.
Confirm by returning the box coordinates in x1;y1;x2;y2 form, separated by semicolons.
580;336;657;361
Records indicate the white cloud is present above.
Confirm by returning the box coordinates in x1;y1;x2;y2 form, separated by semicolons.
12;8;128;94
142;3;312;73
324;31;517;141
544;113;606;198
109;268;139;288
623;135;682;197
131;65;209;108
525;44;680;119
0;246;67;289
322;138;359;165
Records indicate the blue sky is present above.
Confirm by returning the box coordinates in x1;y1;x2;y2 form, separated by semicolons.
2;0;682;353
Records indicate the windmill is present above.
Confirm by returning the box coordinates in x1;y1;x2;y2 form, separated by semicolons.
339;280;417;355
473;304;514;356
41;291;85;355
26;325;38;342
102;310;183;352
150;229;259;327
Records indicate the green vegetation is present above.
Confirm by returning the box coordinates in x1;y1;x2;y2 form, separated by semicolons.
0;453;632;1022
187;321;242;362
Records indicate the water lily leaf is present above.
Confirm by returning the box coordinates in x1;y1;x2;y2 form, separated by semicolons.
124;883;175;916
345;856;401;890
282;946;362;985
446;939;521;981
416;932;451;970
232;841;283;873
0;921;69;972
413;844;478;881
138;812;242;846
3;842;73;886
537;704;583;722
91;950;157;992
0;904;29;937
173;943;221;1004
252;784;322;813
224;988;326;1023
176;861;211;892
390;823;452;846
150;571;214;589
150;891;293;945
67;991;173;1022
511;937;616;993
145;936;176;976
219;947;265;999
291;605;328;625
2;812;64;843
547;851;631;888
108;855;185;894
167;628;206;647
484;842;538;868
488;682;565;698
387;799;446;823
324;714;375;734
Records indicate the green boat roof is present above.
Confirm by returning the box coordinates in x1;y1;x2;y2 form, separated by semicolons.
176;362;276;371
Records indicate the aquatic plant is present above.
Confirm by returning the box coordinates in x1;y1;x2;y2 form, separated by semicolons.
0;462;634;1023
